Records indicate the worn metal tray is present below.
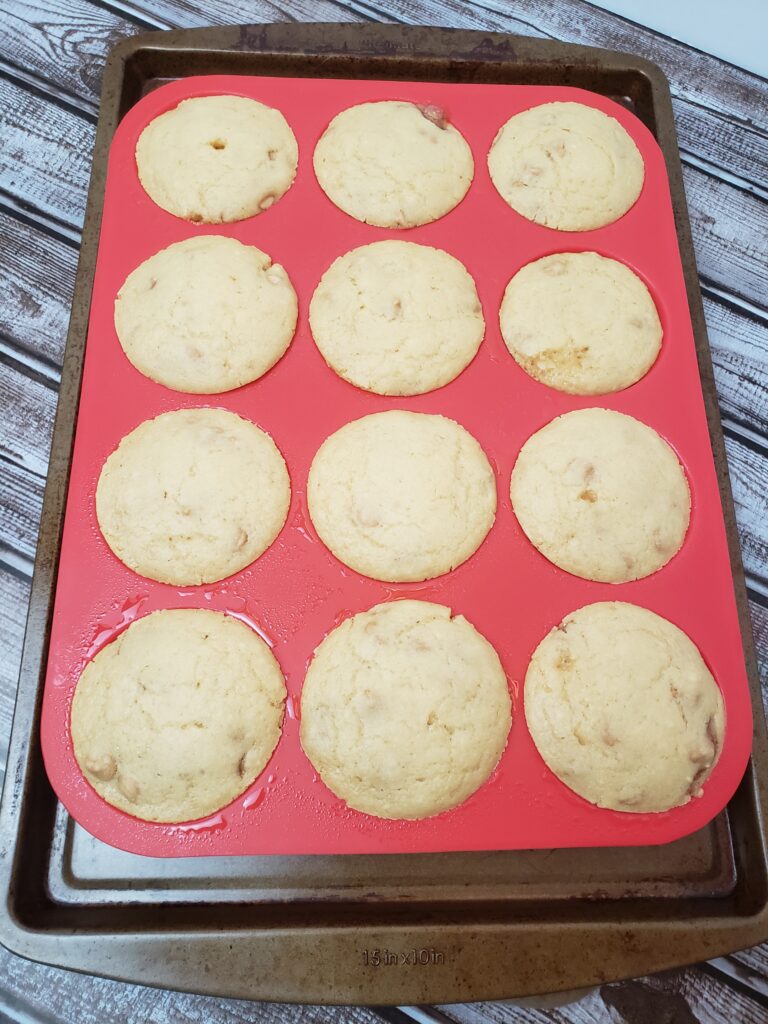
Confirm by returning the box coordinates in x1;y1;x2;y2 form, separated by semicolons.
1;23;766;1005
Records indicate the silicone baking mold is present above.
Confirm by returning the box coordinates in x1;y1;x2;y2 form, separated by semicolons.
40;74;752;856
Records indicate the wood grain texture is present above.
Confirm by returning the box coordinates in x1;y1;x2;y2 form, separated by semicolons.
730;946;768;996
671;98;767;194
0;75;93;231
1;0;358;106
0;208;76;369
683;164;767;310
710;955;768;1004
0;568;29;774
1;0;129;105
0;457;42;570
707;296;768;436
141;0;364;30
0;359;55;479
748;602;768;719
724;435;768;589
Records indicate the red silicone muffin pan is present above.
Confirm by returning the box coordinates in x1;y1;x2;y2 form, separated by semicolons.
40;74;753;857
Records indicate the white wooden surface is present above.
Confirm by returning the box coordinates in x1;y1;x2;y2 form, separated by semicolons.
0;0;766;1020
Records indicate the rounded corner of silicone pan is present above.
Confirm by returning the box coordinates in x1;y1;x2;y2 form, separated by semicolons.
40;73;754;857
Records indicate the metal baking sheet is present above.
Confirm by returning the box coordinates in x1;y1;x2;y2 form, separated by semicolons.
1;23;766;1005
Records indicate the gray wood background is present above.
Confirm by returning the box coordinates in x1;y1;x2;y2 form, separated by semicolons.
0;0;766;1020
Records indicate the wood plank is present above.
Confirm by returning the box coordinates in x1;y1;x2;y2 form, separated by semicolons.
730;946;768;997
520;0;768;134
683;164;768;310
707;295;768;437
747;598;768;722
672;98;767;195
0;0;360;106
438;964;768;1022
0;457;42;568
0;567;29;774
0;209;76;368
0;0;135;106
725;434;768;589
749;596;768;669
711;954;768;1002
0;360;55;478
130;0;363;30
0;76;92;230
